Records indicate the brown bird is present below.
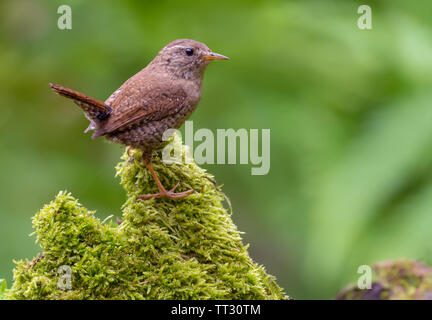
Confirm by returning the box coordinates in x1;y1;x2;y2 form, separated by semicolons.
49;39;229;199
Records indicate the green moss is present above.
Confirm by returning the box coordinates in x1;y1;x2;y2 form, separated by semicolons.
6;135;287;300
0;279;6;300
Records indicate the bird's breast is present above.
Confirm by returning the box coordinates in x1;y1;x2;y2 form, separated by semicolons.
180;79;202;103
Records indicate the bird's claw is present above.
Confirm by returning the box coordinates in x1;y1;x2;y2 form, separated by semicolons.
138;185;194;200
169;182;180;193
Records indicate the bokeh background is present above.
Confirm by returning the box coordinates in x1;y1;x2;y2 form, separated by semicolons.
1;0;432;299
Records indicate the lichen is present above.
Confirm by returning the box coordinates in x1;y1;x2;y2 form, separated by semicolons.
6;135;287;300
336;259;432;300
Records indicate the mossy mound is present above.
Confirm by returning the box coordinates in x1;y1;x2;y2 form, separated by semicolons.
336;259;432;300
6;136;287;300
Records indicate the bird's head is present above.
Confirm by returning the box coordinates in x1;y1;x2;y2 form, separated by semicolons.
151;39;229;81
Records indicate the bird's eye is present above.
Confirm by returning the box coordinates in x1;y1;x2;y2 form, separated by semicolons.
185;48;194;56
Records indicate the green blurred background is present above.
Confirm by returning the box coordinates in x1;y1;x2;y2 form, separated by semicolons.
1;0;432;299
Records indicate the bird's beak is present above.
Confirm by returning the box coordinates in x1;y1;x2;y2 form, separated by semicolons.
204;52;230;61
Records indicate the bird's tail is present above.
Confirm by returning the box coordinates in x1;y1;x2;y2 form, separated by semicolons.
49;83;112;135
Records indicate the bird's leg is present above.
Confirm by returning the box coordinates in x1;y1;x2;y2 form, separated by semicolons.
138;159;194;200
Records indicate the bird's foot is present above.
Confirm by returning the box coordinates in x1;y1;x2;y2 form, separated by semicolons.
138;182;194;200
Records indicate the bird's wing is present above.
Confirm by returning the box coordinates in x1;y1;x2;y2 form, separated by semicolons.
95;85;188;137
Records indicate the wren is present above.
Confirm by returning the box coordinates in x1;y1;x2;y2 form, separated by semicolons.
49;39;229;199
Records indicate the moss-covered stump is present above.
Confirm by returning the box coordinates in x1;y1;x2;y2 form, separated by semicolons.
6;136;287;300
336;259;432;300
